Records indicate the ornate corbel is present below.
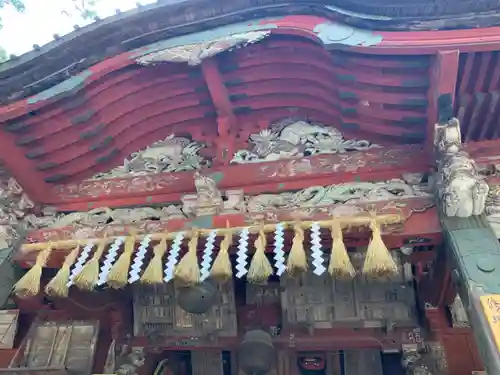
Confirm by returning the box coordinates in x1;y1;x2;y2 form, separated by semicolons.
434;117;489;217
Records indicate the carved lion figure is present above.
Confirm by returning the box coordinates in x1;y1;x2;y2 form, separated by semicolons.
434;117;489;218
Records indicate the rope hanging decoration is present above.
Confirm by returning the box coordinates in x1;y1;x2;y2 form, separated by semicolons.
13;243;53;298
20;211;404;288
362;219;399;278
328;220;356;279
141;235;168;284
107;234;136;289
210;230;233;283
286;223;307;276
247;228;273;284
45;245;81;297
174;230;201;286
73;237;108;291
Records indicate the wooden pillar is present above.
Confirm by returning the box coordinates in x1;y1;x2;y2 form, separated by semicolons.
441;214;500;374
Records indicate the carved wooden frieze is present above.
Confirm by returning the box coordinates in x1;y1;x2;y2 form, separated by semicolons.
434;117;489;218
136;31;270;66
231;118;381;164
52;144;425;202
26;169;435;245
90;135;210;180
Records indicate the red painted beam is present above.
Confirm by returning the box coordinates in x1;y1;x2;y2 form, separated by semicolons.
17;202;440;268
45;144;428;210
0;130;54;202
426;50;460;159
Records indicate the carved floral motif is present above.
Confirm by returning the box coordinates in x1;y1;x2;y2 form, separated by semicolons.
231;119;381;164
434;118;489;218
91;135;210;180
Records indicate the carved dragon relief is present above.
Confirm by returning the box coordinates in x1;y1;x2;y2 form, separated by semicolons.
90;135;210;180
231;118;382;164
434;118;489;218
28;173;429;234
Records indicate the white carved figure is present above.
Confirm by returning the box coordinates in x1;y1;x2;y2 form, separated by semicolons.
485;185;500;237
231;118;381;164
434;118;488;218
182;172;244;217
91;135;210;180
26;205;184;229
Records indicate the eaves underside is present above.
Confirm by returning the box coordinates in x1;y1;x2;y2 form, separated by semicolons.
0;16;500;205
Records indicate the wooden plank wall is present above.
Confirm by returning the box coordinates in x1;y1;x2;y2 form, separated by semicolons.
441;331;483;375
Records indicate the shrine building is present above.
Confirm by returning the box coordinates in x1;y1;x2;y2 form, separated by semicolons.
1;1;500;375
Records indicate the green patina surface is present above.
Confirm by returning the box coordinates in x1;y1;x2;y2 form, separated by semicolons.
28;70;92;104
184;215;214;229
209;171;224;184
442;214;500;374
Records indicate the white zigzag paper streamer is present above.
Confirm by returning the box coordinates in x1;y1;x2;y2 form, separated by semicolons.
164;231;185;282
235;228;249;278
273;223;286;276
200;230;217;281
67;242;94;287
310;222;326;275
128;235;152;284
97;237;125;286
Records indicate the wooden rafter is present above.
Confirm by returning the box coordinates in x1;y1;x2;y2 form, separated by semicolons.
425;49;460;158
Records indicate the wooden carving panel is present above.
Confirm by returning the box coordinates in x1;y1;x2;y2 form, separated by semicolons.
281;252;416;327
14;321;98;375
343;350;383;375
133;281;237;337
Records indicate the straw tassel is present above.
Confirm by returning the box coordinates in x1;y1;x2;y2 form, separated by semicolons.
13;243;53;298
141;236;168;284
328;220;356;279
287;223;307;276
73;237;109;290
174;231;201;286
45;245;81;297
107;235;136;289
247;229;273;284
211;231;233;282
362;219;399;279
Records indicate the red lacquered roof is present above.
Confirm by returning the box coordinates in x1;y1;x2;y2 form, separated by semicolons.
0;16;500;203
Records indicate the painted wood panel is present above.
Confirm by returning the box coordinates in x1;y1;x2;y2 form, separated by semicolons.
133;281;237;337
281;252;416;327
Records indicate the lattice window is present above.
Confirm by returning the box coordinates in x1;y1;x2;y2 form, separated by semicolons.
133;281;237;337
